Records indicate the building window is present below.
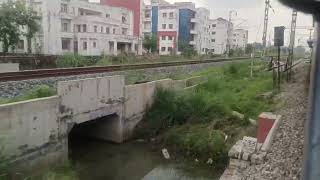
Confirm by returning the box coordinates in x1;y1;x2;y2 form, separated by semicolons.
94;26;97;33
122;16;127;23
106;13;110;18
212;24;216;28
61;3;68;13
93;42;97;48
168;47;173;52
101;27;103;33
211;39;215;42
61;38;71;50
162;13;167;18
77;25;81;32
122;28;128;35
161;47;166;52
62;22;68;32
169;24;173;29
113;28;116;34
162;24;166;29
82;24;87;32
168;36;173;40
212;32;216;35
161;36;166;40
169;12;174;18
145;11;150;18
106;27;110;34
83;41;87;50
17;40;24;49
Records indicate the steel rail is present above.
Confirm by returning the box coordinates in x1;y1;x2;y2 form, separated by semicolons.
0;57;251;82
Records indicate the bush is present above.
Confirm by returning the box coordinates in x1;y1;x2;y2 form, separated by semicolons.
56;54;92;68
164;125;228;168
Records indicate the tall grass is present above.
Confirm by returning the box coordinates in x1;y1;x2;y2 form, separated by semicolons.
139;60;273;167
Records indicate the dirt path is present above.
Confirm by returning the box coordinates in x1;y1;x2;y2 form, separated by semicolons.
243;64;309;180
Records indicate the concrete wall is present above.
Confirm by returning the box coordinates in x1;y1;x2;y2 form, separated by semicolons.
0;63;19;73
0;96;67;175
58;75;125;142
0;74;206;175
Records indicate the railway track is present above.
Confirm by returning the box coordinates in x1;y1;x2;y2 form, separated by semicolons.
0;57;251;82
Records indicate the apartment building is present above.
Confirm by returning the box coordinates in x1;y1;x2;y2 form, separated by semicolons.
209;18;234;55
194;8;211;55
0;0;142;56
232;29;249;50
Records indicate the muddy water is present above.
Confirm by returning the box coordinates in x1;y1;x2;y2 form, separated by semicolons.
69;137;222;180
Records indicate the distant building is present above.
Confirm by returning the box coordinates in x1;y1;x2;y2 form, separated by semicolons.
209;18;233;55
0;0;142;55
232;29;249;50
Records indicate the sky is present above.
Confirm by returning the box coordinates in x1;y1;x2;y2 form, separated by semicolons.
163;0;314;46
90;0;314;46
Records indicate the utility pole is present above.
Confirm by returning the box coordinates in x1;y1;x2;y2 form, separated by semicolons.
262;0;270;53
287;10;298;81
226;10;236;57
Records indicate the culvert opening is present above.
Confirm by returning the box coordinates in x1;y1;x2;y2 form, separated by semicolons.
68;113;120;158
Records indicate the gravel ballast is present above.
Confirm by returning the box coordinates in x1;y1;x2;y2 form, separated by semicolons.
242;65;308;180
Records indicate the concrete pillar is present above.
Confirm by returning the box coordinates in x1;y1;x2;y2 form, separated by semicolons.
131;43;136;54
114;41;118;55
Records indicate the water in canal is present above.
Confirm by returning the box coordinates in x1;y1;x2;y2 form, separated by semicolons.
69;137;223;180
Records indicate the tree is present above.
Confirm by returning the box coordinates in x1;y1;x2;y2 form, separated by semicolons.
0;0;39;53
179;41;197;58
16;1;39;53
0;0;21;53
245;44;254;55
143;35;157;53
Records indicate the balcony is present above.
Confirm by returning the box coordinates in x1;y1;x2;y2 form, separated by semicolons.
189;41;196;45
191;18;197;23
190;29;197;34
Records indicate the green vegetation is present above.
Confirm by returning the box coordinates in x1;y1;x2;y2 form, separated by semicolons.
56;53;94;68
31;162;77;180
137;60;273;168
0;0;39;53
0;85;56;105
179;41;197;58
143;35;158;53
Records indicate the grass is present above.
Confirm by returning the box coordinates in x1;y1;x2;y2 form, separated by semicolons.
136;59;273;168
0;85;56;105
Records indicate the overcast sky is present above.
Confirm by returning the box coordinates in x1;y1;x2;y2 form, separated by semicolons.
91;0;313;46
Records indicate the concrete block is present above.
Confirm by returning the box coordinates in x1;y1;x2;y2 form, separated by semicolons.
185;76;207;87
0;63;19;73
259;113;282;152
172;79;186;90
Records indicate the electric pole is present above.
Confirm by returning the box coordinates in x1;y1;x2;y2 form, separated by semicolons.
288;10;298;80
262;0;270;51
226;10;236;57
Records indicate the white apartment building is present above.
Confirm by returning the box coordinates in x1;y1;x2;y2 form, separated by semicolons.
232;29;248;50
142;4;152;38
209;18;234;55
193;8;211;55
0;0;142;56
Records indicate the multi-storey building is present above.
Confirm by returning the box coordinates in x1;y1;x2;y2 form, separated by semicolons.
209;18;234;55
194;8;211;55
148;0;213;55
0;0;142;56
232;29;249;50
